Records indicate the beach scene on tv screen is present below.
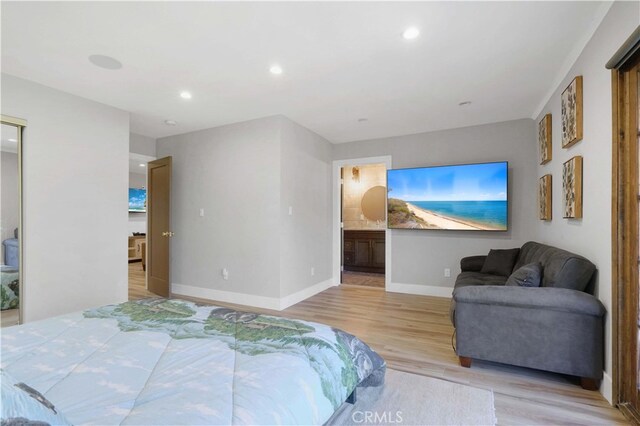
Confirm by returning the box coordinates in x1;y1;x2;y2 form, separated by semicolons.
387;162;508;231
129;188;146;212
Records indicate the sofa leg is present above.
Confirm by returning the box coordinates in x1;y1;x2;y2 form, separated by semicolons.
459;356;472;368
580;377;599;391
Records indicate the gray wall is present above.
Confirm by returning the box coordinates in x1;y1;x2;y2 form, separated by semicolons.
157;115;333;301
1;74;130;322
130;132;157;157
533;1;639;397
279;117;332;297
1;152;19;261
157;116;282;298
333;118;537;288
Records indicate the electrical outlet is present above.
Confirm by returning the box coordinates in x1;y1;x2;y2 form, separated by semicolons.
222;268;229;280
311;267;315;276
199;208;205;217
444;268;451;278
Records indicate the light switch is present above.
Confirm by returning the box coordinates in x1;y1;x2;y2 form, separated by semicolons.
288;206;293;216
199;208;205;217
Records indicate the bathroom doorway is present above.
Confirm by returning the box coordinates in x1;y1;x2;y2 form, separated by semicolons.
341;163;387;288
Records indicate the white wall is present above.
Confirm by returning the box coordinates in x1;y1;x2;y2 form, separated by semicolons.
1;74;130;322
533;1;639;401
279;117;333;299
156;115;334;307
332;118;538;292
130;132;156;157
1;152;19;261
157;116;282;301
128;172;147;235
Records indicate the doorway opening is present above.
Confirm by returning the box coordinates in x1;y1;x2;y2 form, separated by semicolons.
341;164;386;288
127;152;155;300
333;156;392;290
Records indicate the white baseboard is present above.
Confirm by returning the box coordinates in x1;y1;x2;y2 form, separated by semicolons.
601;371;612;404
172;278;336;312
172;283;281;311
387;282;453;298
279;279;336;310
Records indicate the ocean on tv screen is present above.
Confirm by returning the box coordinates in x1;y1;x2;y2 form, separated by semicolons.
387;162;507;231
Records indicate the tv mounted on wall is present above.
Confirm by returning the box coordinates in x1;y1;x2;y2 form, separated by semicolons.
387;161;508;231
128;188;146;213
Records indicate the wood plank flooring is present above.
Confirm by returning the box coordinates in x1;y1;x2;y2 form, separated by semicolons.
128;261;155;300
341;271;385;288
128;268;627;425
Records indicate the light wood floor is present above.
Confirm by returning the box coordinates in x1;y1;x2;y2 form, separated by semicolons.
128;266;627;425
342;271;385;288
128;261;155;300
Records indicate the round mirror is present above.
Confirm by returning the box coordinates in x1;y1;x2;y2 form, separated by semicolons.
361;185;386;221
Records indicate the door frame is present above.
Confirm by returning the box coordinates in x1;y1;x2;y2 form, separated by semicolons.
332;156;392;288
610;33;640;421
1;114;26;324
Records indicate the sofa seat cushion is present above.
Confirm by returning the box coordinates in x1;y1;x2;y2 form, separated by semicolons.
455;271;507;289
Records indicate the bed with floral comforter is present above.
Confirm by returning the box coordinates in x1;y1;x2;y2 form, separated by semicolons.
0;298;385;425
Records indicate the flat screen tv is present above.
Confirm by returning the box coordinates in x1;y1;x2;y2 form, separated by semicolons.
129;188;146;213
387;161;508;231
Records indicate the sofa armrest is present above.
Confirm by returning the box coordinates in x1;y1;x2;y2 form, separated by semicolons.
460;255;487;272
453;286;605;317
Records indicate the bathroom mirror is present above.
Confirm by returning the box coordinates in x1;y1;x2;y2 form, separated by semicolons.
1;115;25;326
361;185;386;221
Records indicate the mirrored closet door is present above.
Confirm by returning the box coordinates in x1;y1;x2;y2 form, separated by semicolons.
1;115;25;326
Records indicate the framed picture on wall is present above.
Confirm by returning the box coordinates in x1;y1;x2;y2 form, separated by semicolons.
538;174;552;221
538;114;552;164
562;156;583;218
561;76;583;148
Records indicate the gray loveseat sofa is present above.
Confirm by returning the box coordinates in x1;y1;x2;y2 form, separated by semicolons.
451;241;605;390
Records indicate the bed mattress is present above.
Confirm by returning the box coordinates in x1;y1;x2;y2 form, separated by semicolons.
1;298;385;425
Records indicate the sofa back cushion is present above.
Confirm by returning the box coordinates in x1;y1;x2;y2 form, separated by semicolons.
480;248;520;277
506;262;542;287
514;241;595;292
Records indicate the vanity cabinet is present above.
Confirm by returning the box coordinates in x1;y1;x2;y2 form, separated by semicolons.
343;230;385;273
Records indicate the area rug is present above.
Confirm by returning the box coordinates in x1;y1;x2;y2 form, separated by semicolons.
327;369;497;426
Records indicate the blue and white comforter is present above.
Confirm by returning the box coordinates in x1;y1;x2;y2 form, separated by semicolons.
0;298;385;425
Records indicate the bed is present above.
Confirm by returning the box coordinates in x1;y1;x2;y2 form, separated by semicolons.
0;298;386;425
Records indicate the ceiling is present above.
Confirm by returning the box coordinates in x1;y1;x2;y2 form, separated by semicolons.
1;2;609;143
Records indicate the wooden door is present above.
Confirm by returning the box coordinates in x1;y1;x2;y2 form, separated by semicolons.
147;156;172;297
611;36;640;422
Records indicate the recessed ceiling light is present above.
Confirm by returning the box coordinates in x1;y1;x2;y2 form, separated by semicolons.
164;119;177;126
139;163;146;167
402;27;420;40
458;101;472;106
270;65;283;75
8;138;17;142
88;54;123;70
180;91;192;99
358;118;368;122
